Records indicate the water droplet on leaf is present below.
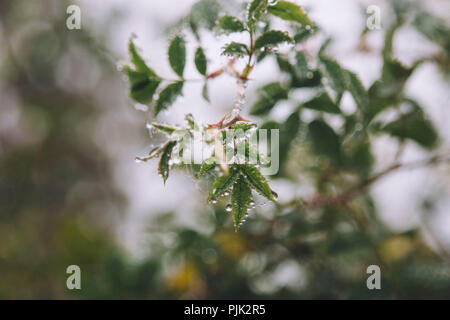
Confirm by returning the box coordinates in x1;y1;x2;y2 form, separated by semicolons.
271;190;278;199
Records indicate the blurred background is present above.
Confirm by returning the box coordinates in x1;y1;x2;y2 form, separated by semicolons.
0;0;449;299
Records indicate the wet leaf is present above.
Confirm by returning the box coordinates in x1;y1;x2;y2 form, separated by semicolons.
231;176;252;231
155;82;184;116
168;35;186;78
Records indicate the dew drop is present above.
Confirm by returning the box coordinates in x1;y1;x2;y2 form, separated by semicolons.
305;25;311;30
116;60;127;72
135;158;142;163
271;190;279;199
226;204;232;212
134;103;148;112
211;199;217;204
224;191;230;196
249;200;255;208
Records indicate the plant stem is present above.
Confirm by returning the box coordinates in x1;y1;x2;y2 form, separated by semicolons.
279;154;450;211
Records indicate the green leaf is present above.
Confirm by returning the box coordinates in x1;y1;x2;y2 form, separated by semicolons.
194;47;207;76
293;52;309;78
254;30;293;51
247;0;269;29
185;113;200;130
168;35;186;78
124;67;161;104
302;92;341;114
308;119;342;164
345;70;368;111
158;141;177;184
267;0;312;27
202;82;210;102
294;25;317;43
128;39;159;78
222;42;249;57
344;132;373;177
378;100;438;149
231;122;257;131
136;140;172;163
208;166;240;202
155;82;184;116
189;0;222;32
231;176;252;231
319;55;347;97
197;157;216;178
277;112;301;176
149;122;181;134
365;58;418;122
250;82;288;115
278;53;322;88
414;13;450;52
217;15;245;33
291;70;321;88
125;39;161;104
239;164;275;201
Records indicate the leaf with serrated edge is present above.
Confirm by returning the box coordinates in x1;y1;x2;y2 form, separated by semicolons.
268;1;312;26
168;35;186;78
231;176;252;231
250;82;288;115
319;55;347;97
123;67;161;104
345;70;368;111
136;140;172;162
218;15;245;33
254;30;293;51
197;157;216;178
158;141;177;184
155;82;184;116
302;92;341;114
239;164;275;201
222;42;249;57
149;122;182;134
195;47;207;76
248;0;269;29
128;39;159;78
208;166;240;202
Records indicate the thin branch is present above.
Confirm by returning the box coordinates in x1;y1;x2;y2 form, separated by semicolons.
280;154;450;211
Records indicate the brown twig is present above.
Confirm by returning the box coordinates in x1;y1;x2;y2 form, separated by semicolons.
280;154;450;211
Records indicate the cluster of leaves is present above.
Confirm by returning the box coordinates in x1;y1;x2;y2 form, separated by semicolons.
123;0;445;232
247;2;445;179
123;0;319;230
135;114;275;230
